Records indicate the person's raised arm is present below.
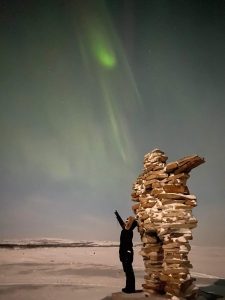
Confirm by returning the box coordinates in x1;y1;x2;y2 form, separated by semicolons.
114;210;125;229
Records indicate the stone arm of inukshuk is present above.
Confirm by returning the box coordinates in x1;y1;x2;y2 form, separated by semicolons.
131;149;205;299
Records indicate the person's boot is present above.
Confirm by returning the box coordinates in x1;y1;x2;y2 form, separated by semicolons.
122;288;135;293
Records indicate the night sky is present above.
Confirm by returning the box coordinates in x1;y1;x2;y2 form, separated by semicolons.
1;0;225;246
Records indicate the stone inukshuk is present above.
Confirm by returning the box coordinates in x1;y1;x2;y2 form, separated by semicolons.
131;149;205;299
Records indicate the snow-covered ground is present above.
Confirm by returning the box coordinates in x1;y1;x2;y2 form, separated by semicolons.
0;240;224;300
0;238;120;247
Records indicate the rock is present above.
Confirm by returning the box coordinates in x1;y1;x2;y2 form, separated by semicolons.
131;149;205;298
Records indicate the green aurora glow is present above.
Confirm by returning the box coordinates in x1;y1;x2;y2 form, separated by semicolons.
93;35;117;68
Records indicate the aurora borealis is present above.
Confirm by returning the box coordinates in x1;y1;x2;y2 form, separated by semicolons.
0;0;225;245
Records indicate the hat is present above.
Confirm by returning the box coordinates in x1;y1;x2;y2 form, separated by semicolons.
125;216;137;230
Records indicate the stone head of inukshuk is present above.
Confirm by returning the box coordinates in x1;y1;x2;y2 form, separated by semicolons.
131;149;205;299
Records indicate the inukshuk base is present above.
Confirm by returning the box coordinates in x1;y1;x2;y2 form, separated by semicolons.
131;149;205;299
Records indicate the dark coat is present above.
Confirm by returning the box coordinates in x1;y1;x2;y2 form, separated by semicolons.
119;228;134;261
114;210;137;261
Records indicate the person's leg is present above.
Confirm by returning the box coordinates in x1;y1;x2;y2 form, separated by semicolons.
126;263;135;292
122;260;135;293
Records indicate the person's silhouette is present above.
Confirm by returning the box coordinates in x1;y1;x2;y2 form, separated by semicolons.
114;210;137;293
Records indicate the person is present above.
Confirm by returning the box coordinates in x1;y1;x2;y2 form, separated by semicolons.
114;210;137;293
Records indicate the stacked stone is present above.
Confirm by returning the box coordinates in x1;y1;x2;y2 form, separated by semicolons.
131;149;204;299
